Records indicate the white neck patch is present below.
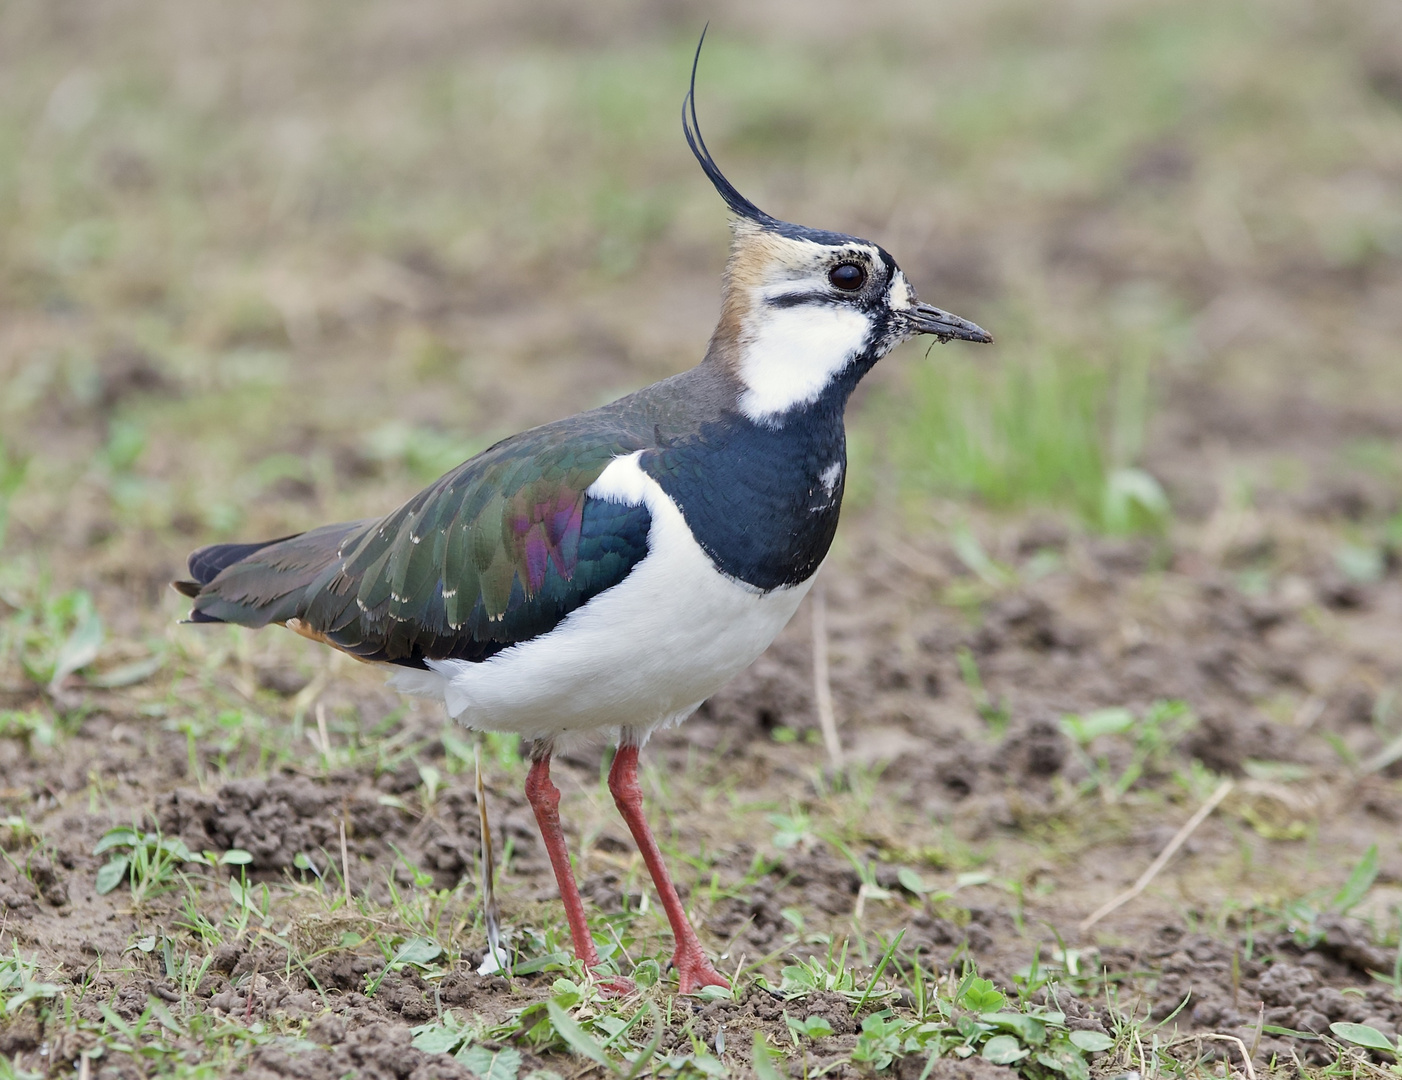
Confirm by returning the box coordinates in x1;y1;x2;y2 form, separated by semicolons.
735;303;871;424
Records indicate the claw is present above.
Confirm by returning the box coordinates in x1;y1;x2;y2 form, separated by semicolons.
673;944;729;995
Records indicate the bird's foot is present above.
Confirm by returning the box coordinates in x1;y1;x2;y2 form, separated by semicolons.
672;945;729;995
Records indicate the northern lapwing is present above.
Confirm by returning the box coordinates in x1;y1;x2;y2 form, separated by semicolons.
174;35;991;994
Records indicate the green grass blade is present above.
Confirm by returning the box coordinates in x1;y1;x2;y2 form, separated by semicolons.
1329;844;1379;915
546;1000;617;1072
854;928;905;1016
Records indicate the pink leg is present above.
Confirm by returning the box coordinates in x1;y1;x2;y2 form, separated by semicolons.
524;756;631;994
608;745;728;993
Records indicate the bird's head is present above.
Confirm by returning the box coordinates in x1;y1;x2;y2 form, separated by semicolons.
685;34;992;427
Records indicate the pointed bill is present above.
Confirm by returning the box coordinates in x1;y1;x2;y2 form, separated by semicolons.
904;302;993;344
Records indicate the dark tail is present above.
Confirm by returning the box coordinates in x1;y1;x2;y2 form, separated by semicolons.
174;521;368;626
175;535;299;622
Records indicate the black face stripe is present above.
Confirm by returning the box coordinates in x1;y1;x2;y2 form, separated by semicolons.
760;248;893;311
763;292;888;317
766;291;829;309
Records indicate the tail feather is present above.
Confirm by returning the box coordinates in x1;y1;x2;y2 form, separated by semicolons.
188;537;297;586
175;521;370;628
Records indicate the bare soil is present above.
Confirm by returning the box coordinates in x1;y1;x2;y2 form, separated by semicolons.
3;0;1402;1075
3;384;1402;1076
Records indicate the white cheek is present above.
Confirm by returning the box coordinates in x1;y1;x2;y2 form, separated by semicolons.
736;304;870;423
888;273;912;311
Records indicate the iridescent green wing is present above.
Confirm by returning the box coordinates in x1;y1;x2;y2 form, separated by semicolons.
188;424;652;666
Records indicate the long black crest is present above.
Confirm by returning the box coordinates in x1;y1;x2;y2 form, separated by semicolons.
683;26;778;229
682;29;856;247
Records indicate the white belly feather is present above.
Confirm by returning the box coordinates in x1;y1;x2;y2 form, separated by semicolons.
388;451;814;744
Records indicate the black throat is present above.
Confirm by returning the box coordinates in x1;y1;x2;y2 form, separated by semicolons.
639;352;877;590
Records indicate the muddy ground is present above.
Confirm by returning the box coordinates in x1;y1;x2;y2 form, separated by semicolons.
3;395;1402;1077
2;0;1402;1077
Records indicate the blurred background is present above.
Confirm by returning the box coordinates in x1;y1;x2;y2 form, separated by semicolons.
2;0;1399;616
3;0;1402;1072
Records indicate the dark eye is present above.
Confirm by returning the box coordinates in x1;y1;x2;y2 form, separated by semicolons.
828;263;866;291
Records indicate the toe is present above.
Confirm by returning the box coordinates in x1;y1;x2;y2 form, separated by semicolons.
674;954;729;995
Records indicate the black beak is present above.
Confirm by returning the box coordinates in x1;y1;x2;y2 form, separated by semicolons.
905;302;993;344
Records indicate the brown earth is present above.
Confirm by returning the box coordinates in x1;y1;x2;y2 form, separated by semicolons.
2;0;1402;1076
3;402;1402;1076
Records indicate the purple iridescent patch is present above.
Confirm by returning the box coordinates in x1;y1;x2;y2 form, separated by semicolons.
511;487;584;594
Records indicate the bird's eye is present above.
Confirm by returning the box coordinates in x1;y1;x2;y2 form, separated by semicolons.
828;263;866;291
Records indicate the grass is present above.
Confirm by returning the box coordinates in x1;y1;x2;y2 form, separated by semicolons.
1;0;1398;552
0;686;1395;1078
902;342;1112;516
0;526;1392;1078
1059;700;1198;805
37;899;1134;1080
1;0;1401;1076
888;337;1171;533
10;892;1395;1080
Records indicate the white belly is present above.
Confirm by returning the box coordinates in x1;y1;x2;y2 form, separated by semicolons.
388;451;814;745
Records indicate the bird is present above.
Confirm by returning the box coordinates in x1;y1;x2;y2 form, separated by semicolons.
173;33;991;995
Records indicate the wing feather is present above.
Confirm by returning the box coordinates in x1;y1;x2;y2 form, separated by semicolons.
184;420;653;667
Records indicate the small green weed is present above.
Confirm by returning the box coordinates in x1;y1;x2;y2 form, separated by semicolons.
1262;843;1382;949
0;583;104;695
412;975;661;1077
93;824;251;904
957;647;1010;737
851;1012;906;1069
0;709;58;748
858;967;1115;1080
365;936;443;996
784;1011;835;1043
1370;914;1402;1000
774;939;866;1000
766;805;815;850
0;945;61;1017
1060;700;1196;803
407;956;1120;1080
1330;1020;1401;1064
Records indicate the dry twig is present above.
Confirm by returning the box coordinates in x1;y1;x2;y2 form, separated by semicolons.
1079;778;1234;932
338;818;352;905
315;701;331;758
1171;1033;1257;1080
475;745;504;974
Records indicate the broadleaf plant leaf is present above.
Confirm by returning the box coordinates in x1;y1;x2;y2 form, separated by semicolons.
981;1035;1029;1065
1069;1030;1115;1053
1330;1022;1397;1053
95;856;129;895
